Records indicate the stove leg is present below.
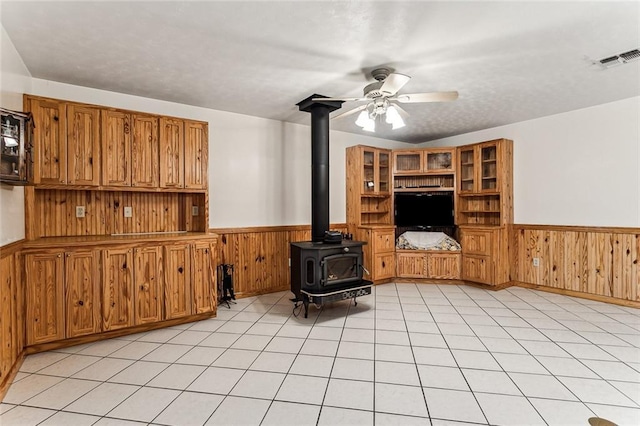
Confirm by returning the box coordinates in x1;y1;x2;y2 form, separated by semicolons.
303;294;309;318
353;296;358;306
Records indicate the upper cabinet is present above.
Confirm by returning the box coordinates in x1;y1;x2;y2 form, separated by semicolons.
393;147;456;192
456;139;513;226
26;95;208;192
346;145;393;227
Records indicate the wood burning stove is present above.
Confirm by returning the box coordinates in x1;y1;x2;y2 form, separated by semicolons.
291;95;372;317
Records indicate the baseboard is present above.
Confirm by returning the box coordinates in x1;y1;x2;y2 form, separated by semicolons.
0;350;25;402
510;281;640;309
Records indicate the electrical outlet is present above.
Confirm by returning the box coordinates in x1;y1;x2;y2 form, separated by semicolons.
124;206;133;218
533;257;540;267
191;206;199;216
75;206;85;218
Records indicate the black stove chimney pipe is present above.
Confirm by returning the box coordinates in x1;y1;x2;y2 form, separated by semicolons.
297;95;344;242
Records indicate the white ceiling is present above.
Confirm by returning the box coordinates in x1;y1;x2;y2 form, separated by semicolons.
1;1;639;143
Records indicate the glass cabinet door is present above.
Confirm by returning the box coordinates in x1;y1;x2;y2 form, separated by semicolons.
480;144;498;191
362;149;375;194
425;150;454;172
458;147;476;193
378;151;390;193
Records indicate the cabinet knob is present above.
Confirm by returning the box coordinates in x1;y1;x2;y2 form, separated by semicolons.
78;300;84;306
57;254;61;258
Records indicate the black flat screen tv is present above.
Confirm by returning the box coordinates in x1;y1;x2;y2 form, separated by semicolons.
394;192;454;227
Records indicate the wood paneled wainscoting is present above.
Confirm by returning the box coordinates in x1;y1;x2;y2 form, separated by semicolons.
0;240;25;400
510;225;639;307
212;224;348;298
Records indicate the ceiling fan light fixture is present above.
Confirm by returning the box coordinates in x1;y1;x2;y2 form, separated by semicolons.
385;105;405;129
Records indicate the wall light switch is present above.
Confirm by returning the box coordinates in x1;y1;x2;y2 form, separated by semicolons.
191;206;199;216
75;206;85;218
533;257;540;267
124;206;133;218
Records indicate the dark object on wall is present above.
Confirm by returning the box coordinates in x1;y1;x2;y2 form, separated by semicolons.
217;264;236;309
0;107;33;185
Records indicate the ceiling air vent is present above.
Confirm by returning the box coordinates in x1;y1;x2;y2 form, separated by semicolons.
597;48;640;69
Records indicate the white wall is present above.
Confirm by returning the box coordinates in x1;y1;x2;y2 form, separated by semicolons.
0;25;31;245
29;79;411;229
421;97;640;228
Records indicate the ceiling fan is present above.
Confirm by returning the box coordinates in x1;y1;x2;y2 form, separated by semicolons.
313;68;458;131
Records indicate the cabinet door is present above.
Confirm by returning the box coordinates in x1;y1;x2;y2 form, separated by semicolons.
134;246;164;324
462;255;493;285
361;148;376;194
102;248;134;330
25;252;65;345
393;151;423;174
377;150;391;194
191;242;216;314
159;117;184;188
458;146;476;194
131;114;159;188
396;252;428;278
30;98;67;184
480;142;499;192
373;253;395;280
426;253;461;279
164;244;192;319
184;120;208;189
425;149;455;173
460;229;493;256
102;110;131;186
373;230;395;253
67;104;101;185
65;251;101;338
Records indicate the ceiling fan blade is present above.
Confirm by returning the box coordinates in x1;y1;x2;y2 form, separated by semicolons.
379;73;411;96
311;97;368;102
393;103;410;120
331;104;367;120
392;91;459;103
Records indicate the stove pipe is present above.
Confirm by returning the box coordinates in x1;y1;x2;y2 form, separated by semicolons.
297;95;344;242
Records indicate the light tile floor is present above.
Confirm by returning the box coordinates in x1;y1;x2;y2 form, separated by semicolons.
2;283;640;425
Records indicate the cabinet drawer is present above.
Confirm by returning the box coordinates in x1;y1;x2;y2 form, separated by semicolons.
373;253;396;280
461;255;493;285
373;230;395;253
461;230;493;256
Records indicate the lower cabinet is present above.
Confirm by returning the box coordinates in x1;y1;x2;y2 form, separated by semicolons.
396;251;461;279
358;226;396;282
24;237;217;347
459;226;509;286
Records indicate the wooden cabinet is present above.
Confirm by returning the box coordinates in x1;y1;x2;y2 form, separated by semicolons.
393;148;456;192
29;98;67;185
160;118;184;188
346;146;392;228
131;114;159;188
456;139;513;226
67;104;100;185
184;120;208;190
102;248;134;331
459;226;509;286
396;250;461;279
134;246;164;324
357;226;396;282
65;251;100;338
164;243;192;319
102;110;132;187
191;242;216;314
25;252;65;345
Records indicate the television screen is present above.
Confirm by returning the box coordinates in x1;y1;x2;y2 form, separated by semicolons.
394;192;454;227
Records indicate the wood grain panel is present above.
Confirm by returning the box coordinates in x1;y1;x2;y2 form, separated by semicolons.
164;243;192;319
25;252;65;345
396;252;427;278
102;248;134;331
511;225;639;302
101;110;131;186
184;120;208;189
134;246;164;324
29;97;67;184
131;114;159;188
427;252;461;279
0;255;17;389
67;104;100;186
192;241;216;314
159;117;184;188
65;251;101;338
